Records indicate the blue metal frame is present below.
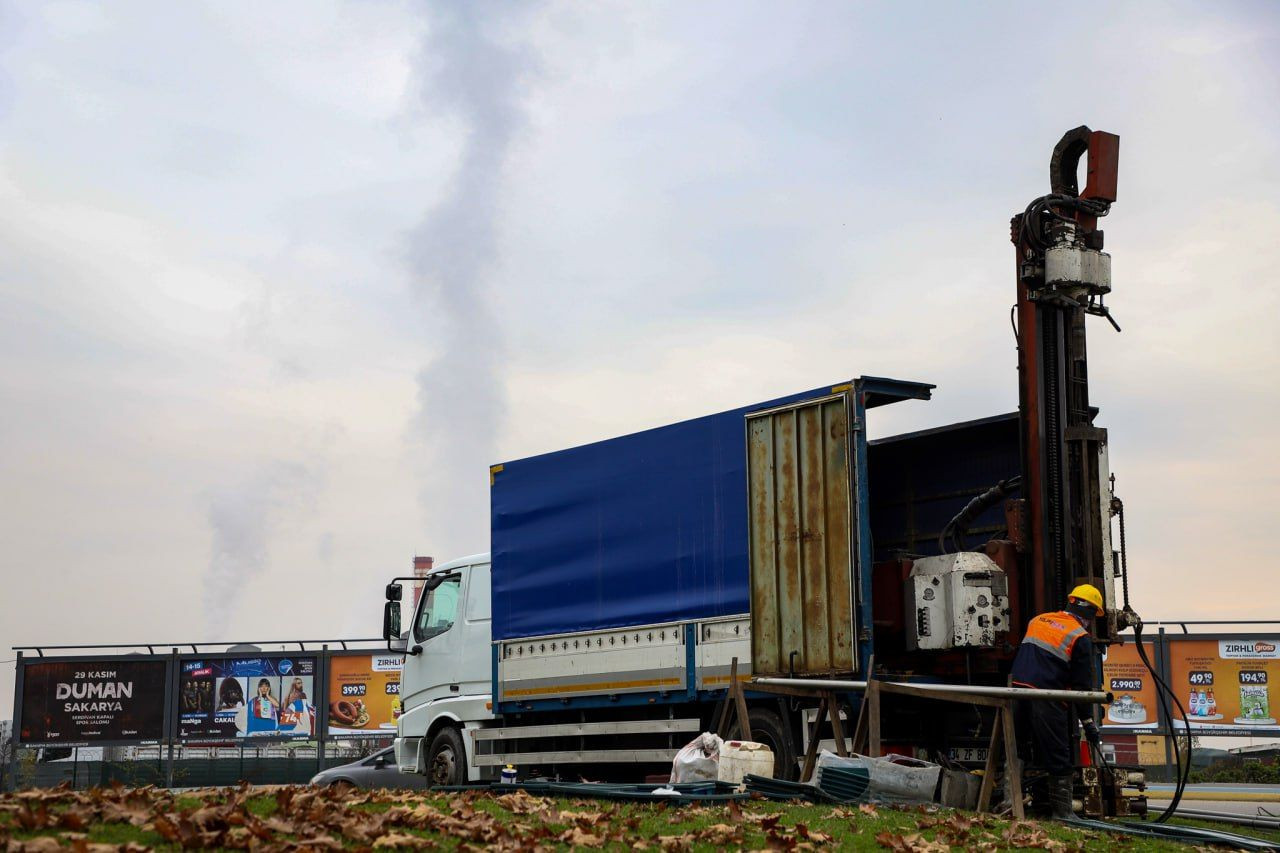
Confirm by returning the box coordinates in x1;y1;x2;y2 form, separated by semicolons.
491;643;501;707
851;376;933;674
852;382;876;675
684;624;698;701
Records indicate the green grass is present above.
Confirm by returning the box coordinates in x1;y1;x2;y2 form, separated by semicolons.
3;786;1279;850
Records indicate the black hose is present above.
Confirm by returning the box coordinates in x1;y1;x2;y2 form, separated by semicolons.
938;476;1022;554
1133;622;1192;822
1112;491;1191;822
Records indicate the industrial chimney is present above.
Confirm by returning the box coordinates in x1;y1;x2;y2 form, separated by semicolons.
412;555;434;607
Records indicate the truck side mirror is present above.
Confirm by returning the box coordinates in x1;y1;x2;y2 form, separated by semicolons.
386;582;403;602
382;601;402;642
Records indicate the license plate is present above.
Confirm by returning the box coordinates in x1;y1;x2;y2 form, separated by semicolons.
948;747;989;763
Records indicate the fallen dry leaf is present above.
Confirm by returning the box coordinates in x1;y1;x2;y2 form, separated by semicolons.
696;823;743;845
874;830;949;853
8;839;68;853
559;826;606;847
372;831;434;849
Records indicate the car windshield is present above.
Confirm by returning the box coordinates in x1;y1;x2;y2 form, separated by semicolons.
415;575;461;642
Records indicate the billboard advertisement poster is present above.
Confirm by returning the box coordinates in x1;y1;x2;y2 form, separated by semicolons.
1166;637;1280;735
327;653;404;736
178;657;317;741
1100;641;1161;731
18;659;168;746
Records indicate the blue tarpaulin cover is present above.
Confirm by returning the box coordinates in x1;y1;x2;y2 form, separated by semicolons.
489;385;834;641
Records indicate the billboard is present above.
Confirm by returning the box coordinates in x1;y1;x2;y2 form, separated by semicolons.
326;653;404;736
1100;641;1162;732
178;656;317;741
1166;637;1280;735
18;659;168;746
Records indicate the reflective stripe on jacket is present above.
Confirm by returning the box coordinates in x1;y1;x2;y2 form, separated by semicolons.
1022;611;1088;662
1009;610;1093;693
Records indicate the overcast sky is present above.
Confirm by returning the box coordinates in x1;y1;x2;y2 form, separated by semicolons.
2;1;1278;718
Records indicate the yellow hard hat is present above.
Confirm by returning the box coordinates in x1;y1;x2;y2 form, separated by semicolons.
1068;583;1105;616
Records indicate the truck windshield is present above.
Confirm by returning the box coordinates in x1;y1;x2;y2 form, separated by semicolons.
414;575;461;643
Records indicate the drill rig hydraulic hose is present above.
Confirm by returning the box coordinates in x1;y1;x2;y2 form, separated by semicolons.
1113;493;1193;823
938;475;1022;554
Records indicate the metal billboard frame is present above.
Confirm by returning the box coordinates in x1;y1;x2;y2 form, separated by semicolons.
1100;626;1280;739
12;651;175;749
1156;629;1280;738
323;649;406;739
172;651;325;745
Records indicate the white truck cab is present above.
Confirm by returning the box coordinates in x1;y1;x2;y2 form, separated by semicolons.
393;553;494;785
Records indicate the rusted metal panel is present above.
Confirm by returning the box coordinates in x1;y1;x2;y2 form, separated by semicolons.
747;415;779;674
822;401;855;670
748;394;855;676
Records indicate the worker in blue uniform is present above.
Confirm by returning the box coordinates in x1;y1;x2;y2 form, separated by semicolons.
1010;583;1105;818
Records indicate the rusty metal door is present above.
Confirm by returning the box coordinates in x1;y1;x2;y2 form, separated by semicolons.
747;393;856;676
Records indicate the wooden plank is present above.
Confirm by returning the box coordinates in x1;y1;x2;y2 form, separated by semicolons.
732;660;751;741
826;692;848;757
1001;702;1025;820
715;659;739;737
849;691;868;755
849;654;874;755
867;680;882;758
799;699;828;783
976;709;1003;813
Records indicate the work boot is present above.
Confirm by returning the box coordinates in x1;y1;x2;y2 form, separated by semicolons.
1047;774;1075;820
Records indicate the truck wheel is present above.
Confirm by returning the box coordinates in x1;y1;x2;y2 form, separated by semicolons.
426;726;466;787
748;707;797;782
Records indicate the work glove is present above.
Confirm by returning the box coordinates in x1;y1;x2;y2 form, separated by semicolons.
1081;719;1102;747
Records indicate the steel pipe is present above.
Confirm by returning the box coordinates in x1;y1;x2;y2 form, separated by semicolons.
1168;809;1280;831
752;677;1110;704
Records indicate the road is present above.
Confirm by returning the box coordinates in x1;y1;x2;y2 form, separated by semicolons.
1148;783;1280;805
1146;783;1280;826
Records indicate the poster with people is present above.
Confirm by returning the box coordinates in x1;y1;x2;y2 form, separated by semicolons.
326;653;403;736
178;657;316;741
18;659;169;746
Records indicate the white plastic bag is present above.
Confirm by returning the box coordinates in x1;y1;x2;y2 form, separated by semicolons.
669;732;723;783
815;750;941;803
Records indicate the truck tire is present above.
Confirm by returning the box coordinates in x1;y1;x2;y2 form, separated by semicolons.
748;707;798;782
426;726;466;787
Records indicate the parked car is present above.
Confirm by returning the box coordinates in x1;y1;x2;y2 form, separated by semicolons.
310;747;432;790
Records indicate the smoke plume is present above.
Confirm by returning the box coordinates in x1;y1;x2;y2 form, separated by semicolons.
203;460;320;638
407;4;534;558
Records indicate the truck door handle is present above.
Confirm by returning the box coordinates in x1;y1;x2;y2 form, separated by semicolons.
449;684;460;692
